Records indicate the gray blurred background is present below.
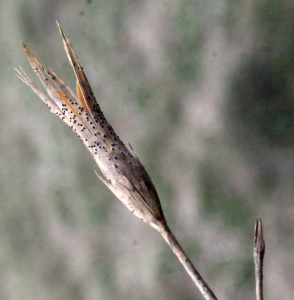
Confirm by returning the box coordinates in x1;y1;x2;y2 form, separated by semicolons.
1;0;294;299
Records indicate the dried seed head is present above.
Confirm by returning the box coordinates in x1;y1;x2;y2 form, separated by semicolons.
16;22;166;231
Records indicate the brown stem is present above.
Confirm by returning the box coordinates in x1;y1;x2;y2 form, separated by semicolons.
254;219;265;300
158;224;218;300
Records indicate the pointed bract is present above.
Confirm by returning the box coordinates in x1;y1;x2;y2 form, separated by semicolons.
17;23;166;231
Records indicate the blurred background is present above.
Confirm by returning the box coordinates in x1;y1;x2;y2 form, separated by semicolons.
1;0;294;299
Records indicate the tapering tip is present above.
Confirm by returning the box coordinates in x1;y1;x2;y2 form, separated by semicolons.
254;218;265;256
56;21;66;40
56;20;61;31
20;41;30;54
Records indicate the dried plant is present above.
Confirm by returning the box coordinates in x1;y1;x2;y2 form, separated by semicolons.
16;22;217;300
254;219;265;300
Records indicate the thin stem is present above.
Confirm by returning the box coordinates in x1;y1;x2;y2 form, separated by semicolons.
158;224;218;300
254;219;265;300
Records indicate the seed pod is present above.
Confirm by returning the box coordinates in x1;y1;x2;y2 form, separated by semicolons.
16;22;166;232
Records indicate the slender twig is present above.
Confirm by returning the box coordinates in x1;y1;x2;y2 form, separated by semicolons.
254;219;265;300
159;224;218;300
